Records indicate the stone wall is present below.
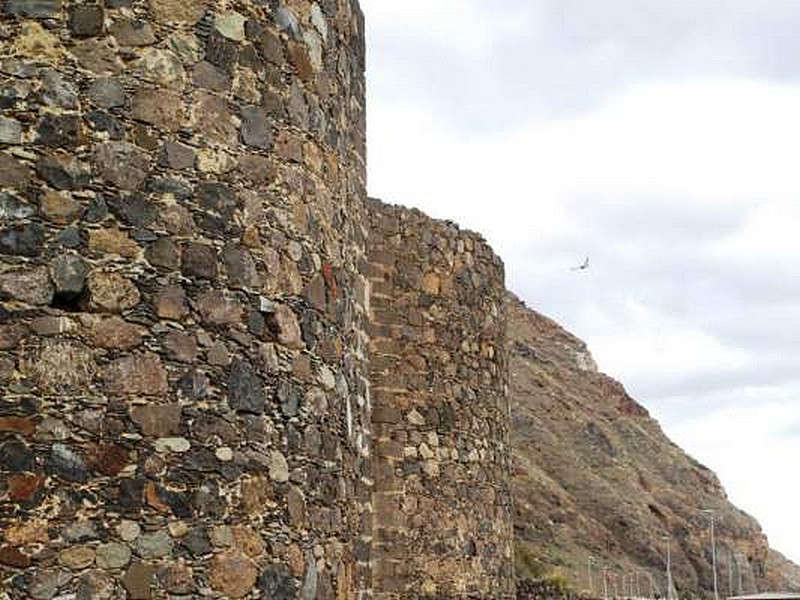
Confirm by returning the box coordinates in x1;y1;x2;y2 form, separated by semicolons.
0;0;371;597
365;198;514;598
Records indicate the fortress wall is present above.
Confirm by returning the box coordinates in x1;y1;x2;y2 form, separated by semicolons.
365;198;514;599
0;0;371;598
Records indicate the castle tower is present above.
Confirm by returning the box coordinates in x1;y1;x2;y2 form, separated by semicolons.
0;0;370;597
365;199;515;598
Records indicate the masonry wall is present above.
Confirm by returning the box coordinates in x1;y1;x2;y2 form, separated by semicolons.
0;0;371;598
365;198;515;599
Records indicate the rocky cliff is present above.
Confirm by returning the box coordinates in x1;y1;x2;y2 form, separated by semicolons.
508;293;799;598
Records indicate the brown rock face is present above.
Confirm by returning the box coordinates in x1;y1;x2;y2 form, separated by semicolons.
507;293;799;597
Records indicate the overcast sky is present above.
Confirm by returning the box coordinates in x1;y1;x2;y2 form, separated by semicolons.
360;0;800;566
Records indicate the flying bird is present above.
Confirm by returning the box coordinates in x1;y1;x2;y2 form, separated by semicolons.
571;257;589;271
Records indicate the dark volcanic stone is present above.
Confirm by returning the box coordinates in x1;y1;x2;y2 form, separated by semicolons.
85;196;108;222
146;238;181;270
54;226;83;249
205;31;239;72
178;368;209;400
228;359;266;414
118;478;144;513
87;78;125;109
158;141;195;170
0;222;44;256
192;61;230;91
109;18;155;46
277;380;301;418
240;106;272;149
259;564;297;599
0;440;34;472
40;70;79;109
181;242;217;279
69;4;104;37
51;254;89;296
85;110;125;139
222;244;259;289
5;0;62;17
94;142;151;190
193;480;225;517
49;443;89;482
36;154;90;190
108;193;157;227
0;192;35;220
184;447;218;472
196;182;237;219
181;526;212;556
37;113;81;148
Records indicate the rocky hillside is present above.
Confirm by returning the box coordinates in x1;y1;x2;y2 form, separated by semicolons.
508;293;799;598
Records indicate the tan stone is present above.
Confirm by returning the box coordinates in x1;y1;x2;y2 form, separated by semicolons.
4;520;49;545
91;316;147;350
88;271;140;312
239;475;271;514
149;0;207;24
191;91;237;145
103;353;168;395
89;227;141;259
208;552;257;598
40;191;81;224
13;22;65;61
154;285;188;320
196;290;242;325
130;404;182;437
268;304;304;349
58;545;96;570
421;272;440;295
232;525;265;557
132;89;185;132
71;38;124;74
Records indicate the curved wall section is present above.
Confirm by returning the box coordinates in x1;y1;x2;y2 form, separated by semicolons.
0;0;369;598
366;199;514;599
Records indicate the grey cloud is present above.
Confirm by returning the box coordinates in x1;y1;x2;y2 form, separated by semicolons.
365;0;800;127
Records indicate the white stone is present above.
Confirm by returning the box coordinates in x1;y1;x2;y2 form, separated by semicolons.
155;437;191;453
406;409;425;426
215;11;246;41
268;450;290;483
117;520;141;542
310;3;328;41
318;365;336;391
215;446;233;462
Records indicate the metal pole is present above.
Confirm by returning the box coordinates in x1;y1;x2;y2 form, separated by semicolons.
736;553;743;595
589;557;595;597
711;513;719;600
604;568;609;600
728;550;734;597
666;537;673;600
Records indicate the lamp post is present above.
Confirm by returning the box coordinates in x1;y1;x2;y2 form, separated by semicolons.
729;549;734;597
702;509;719;600
663;535;674;600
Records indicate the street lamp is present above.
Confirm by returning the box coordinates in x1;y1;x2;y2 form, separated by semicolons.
663;535;674;600
702;509;719;600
